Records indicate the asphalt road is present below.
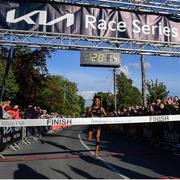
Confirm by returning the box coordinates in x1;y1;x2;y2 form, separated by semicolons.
0;126;180;179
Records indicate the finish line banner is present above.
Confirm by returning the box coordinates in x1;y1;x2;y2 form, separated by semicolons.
0;115;180;127
0;1;179;43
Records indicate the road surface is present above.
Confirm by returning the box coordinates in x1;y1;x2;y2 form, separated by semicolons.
0;126;179;179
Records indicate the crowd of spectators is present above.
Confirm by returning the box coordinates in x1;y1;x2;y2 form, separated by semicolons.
0;102;70;136
0;102;71;120
0;101;49;120
0;96;180;146
1;96;180;121
110;96;180;117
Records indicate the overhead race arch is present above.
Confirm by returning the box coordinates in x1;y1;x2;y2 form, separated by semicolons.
0;0;179;56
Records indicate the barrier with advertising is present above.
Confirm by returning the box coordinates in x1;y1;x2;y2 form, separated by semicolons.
0;116;180;152
143;124;153;140
162;122;180;145
0;128;4;151
105;122;180;146
0;127;22;151
11;127;22;143
1;127;13;145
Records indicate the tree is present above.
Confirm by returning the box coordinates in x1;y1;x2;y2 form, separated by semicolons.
36;75;64;113
37;75;84;116
116;72;141;108
78;95;85;115
147;79;169;103
11;47;51;106
0;47;85;116
0;48;19;101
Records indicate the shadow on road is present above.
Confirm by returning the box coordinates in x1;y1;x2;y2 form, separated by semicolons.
44;133;90;142
80;154;152;179
41;129;158;178
5;149;93;157
14;164;48;179
52;168;72;179
40;139;83;155
69;165;101;179
99;130;180;178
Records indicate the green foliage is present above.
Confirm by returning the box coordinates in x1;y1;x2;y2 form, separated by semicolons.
95;73;141;111
37;75;84;116
0;50;19;101
36;75;64;113
116;72;141;108
0;47;85;116
78;95;85;115
11;47;51;106
147;79;169;103
61;77;81;116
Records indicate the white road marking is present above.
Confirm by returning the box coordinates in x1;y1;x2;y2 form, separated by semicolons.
78;131;129;179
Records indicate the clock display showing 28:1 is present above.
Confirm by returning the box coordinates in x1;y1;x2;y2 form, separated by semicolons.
90;53;118;63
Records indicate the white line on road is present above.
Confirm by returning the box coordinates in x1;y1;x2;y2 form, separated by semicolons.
78;131;129;179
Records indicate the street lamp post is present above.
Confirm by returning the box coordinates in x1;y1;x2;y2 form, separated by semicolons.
140;54;147;107
113;68;117;113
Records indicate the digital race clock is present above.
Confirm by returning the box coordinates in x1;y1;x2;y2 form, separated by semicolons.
80;50;120;67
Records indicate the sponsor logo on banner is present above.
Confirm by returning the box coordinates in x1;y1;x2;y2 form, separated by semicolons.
47;118;72;126
6;10;178;38
91;118;113;124
3;127;13;134
163;130;179;143
6;9;74;27
0;120;25;127
2;136;12;143
150;115;169;122
1;2;179;42
143;124;153;138
13;132;21;139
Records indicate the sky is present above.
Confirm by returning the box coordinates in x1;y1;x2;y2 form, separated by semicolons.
47;50;180;106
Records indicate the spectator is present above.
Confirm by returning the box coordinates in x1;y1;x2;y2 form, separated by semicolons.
24;105;34;119
148;105;156;115
4;105;12;119
10;105;20;120
158;103;168;115
165;97;176;115
173;96;179;105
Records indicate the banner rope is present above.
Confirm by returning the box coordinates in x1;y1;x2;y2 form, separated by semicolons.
0;114;180;127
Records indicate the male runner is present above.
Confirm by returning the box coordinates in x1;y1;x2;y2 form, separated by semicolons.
86;95;106;157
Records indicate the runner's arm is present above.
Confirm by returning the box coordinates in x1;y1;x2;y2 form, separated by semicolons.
100;107;107;117
85;107;92;117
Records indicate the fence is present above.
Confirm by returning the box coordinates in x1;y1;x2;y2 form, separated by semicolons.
0;115;180;158
0;125;48;158
104;122;180;149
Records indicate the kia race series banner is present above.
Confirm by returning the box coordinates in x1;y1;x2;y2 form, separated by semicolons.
0;1;179;43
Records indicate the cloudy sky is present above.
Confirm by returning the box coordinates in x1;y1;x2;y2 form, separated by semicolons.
47;50;180;106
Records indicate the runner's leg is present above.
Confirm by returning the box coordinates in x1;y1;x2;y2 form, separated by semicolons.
88;130;93;141
95;129;101;156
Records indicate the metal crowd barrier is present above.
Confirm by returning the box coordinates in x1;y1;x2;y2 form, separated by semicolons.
0;115;180;158
104;122;180;154
0;126;43;159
